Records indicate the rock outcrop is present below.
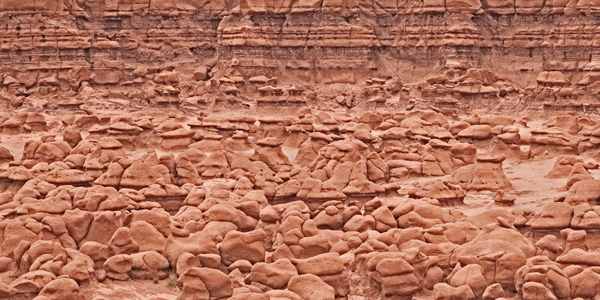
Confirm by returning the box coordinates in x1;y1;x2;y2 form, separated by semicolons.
0;0;598;110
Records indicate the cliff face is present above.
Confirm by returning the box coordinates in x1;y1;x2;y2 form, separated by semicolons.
2;0;600;110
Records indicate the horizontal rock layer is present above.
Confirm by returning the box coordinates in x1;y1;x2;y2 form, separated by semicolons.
0;0;600;108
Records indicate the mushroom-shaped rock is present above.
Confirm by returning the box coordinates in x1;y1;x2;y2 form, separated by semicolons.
450;155;512;192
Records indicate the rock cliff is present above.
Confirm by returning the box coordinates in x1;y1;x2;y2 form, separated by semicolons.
1;0;600;110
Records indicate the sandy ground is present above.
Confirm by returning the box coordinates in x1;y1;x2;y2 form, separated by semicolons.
504;158;566;209
449;158;567;217
2;134;37;162
388;157;571;219
459;158;563;216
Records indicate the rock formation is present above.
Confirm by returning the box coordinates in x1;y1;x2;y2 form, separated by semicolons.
0;107;599;300
0;1;599;298
0;0;599;110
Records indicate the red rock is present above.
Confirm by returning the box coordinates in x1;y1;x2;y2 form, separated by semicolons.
79;211;123;246
175;252;201;276
287;274;335;300
457;125;493;139
448;264;486;298
218;229;266;265
451;155;512;192
10;270;55;293
528;203;573;229
79;241;110;261
0;146;14;163
433;283;475;300
380;273;420;297
130;220;167;254
35;278;85;300
568;268;600;298
178;268;233;299
0;282;17;297
108;227;139;255
130;251;170;280
292;253;344;276
120;161;165;188
165;232;218;266
249;258;298;289
521;282;557;300
564;180;600;206
104;254;133;274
